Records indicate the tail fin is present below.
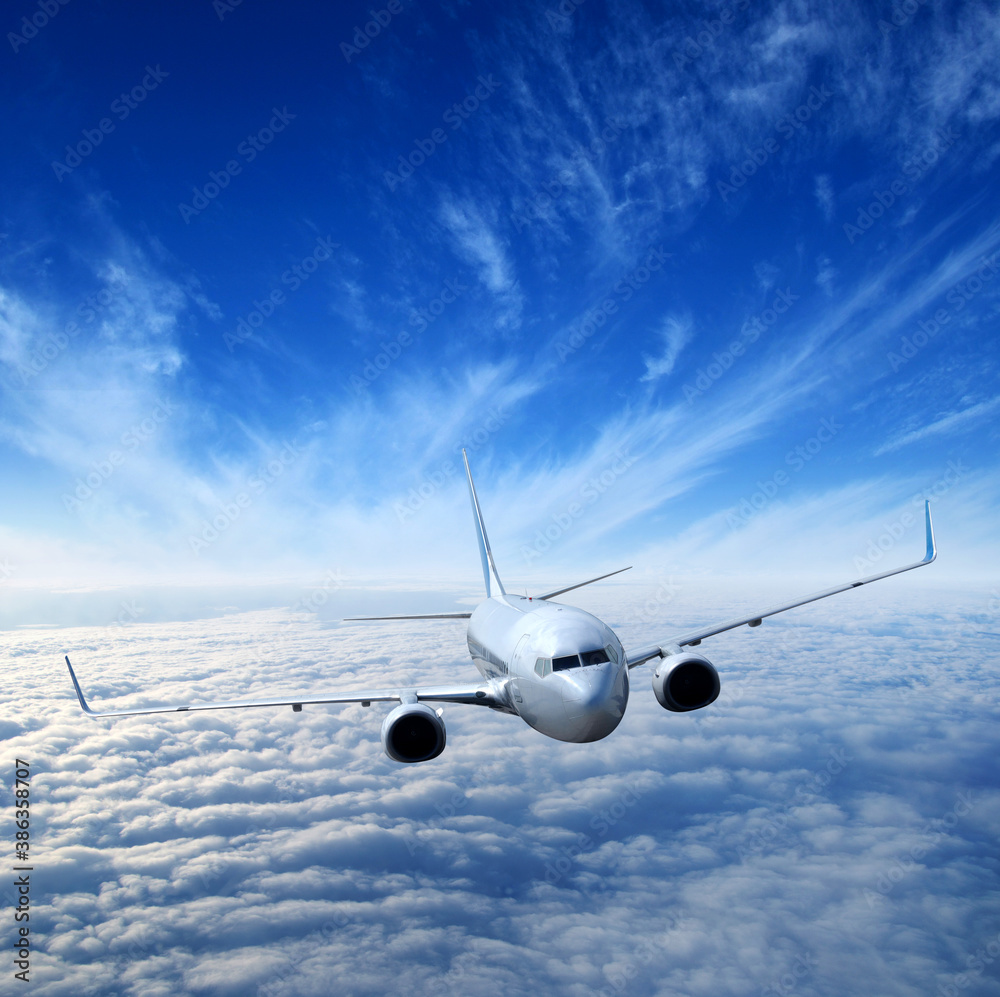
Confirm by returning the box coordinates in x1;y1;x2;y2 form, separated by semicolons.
462;449;506;598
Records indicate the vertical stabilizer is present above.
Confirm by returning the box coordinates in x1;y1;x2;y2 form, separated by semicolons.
462;449;506;598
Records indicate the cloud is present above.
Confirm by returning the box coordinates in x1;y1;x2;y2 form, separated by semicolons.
640;313;693;382
815;254;836;295
814;173;835;221
438;196;523;331
6;582;1000;995
873;395;1000;455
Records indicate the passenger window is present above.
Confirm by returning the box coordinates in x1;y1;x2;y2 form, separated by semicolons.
552;655;580;671
580;648;610;667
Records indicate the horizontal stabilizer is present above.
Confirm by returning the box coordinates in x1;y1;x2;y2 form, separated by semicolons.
345;612;472;621
537;566;631;601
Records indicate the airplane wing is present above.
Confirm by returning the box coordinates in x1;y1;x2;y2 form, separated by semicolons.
625;501;937;669
64;655;503;718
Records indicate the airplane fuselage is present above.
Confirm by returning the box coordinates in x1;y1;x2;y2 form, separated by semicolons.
466;595;629;743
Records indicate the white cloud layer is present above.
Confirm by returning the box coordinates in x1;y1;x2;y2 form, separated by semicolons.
4;581;999;996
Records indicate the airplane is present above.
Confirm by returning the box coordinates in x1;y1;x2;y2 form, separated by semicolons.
65;451;938;763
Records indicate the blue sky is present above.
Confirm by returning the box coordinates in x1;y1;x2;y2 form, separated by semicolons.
2;0;999;620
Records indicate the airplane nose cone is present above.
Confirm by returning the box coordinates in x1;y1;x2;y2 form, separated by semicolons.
562;663;628;741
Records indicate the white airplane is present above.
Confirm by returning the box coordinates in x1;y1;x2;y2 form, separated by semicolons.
66;451;937;763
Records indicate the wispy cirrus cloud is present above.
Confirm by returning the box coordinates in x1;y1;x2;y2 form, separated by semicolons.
874;395;1000;456
438;195;523;331
640;313;694;382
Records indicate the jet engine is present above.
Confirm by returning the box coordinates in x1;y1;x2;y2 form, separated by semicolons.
652;651;720;712
380;703;447;763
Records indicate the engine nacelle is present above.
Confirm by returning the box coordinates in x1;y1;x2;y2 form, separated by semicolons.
652;652;720;712
380;703;447;763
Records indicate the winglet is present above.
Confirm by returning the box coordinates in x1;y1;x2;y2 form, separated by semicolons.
65;655;97;716
462;449;505;598
924;500;937;563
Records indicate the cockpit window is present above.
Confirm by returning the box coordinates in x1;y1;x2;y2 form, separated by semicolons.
604;643;619;664
552;654;580;671
541;649;613;674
